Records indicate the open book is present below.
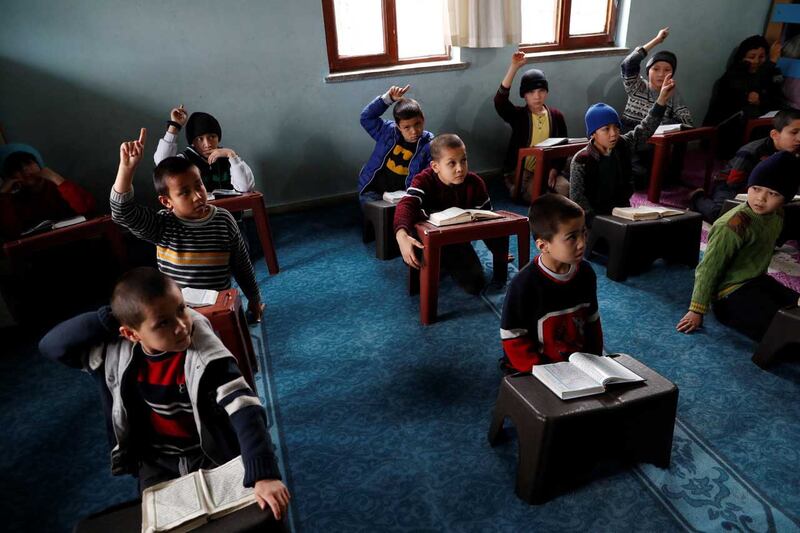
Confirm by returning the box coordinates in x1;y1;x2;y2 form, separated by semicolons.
535;137;568;148
181;287;219;307
611;206;684;221
654;123;690;135
382;190;406;204
760;110;779;119
141;456;257;533
428;207;503;227
20;215;87;237
532;352;645;400
211;189;243;197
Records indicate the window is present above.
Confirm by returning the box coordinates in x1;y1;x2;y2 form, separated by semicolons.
519;0;618;53
322;0;449;73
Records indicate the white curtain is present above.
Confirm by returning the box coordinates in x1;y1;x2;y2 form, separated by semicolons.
445;0;521;48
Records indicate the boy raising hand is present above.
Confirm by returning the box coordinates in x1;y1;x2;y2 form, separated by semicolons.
111;128;265;322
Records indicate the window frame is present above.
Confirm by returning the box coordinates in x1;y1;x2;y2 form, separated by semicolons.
519;0;619;54
322;0;450;73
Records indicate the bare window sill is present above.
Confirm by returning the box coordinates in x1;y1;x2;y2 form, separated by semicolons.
524;46;629;62
325;59;469;83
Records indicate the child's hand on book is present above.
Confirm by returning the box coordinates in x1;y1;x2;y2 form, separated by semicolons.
396;229;424;269
253;479;290;520
676;310;703;333
119;128;147;170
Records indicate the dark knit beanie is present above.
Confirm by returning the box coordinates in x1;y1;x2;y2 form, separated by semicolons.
747;151;800;201
645;50;677;74
734;35;769;64
185;112;222;144
585;103;621;137
519;69;549;97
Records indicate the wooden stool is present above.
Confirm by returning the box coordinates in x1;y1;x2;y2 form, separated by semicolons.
752;306;800;368
362;200;400;260
408;211;530;324
487;354;678;504
586;212;702;281
196;289;258;389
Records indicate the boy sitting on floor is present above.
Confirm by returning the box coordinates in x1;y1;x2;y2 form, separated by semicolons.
570;73;677;227
494;51;569;200
0;148;95;240
39;267;290;519
358;85;434;208
154;106;255;192
111;128;264;322
691;108;800;222
500;194;603;373
393;133;503;295
677;151;800;340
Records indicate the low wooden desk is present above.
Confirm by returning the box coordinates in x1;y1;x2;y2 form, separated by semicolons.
2;214;128;267
646;127;717;203
209;192;279;275
488;354;678;504
512;141;587;202
195;289;258;389
410;210;530;325
743;116;774;144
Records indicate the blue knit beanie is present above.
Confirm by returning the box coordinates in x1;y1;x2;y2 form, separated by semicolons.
747;151;800;201
585;103;621;137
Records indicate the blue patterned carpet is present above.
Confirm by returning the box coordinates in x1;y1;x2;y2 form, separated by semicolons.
2;183;800;532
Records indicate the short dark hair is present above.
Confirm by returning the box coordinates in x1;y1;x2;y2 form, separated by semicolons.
111;267;178;328
773;108;800;131
528;193;584;241
153;156;197;196
2;151;39;178
392;97;424;123
429;133;466;160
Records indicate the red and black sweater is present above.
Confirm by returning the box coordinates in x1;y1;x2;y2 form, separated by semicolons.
393;167;491;236
500;256;603;372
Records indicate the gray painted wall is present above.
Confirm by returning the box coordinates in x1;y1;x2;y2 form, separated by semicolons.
0;0;771;209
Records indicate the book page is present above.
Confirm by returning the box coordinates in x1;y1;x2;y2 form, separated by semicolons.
532;362;604;399
648;206;683;217
428;207;468;226
654;124;682;135
535;137;567;148
569;353;644;385
382;190;406;204
200;457;256;516
52;215;86;229
465;209;502;220
143;473;206;532
181;287;218;307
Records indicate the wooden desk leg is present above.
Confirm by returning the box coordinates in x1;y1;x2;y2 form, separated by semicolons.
530;162;545;203
420;243;441;325
491;237;510;284
251;201;280;275
647;144;668;203
517;223;531;267
105;225;129;269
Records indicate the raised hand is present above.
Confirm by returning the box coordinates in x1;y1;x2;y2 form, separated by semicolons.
657;73;676;104
119;128;147;170
510;50;526;70
387;84;411;102
655;27;670;43
170;105;188;126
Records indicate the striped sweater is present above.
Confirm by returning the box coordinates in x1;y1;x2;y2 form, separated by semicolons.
620;47;692;132
110;188;261;305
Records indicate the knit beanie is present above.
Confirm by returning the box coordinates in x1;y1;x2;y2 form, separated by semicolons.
585;103;621;137
519;69;549;97
747;151;800;201
185;112;222;144
645;50;677;74
734;35;769;64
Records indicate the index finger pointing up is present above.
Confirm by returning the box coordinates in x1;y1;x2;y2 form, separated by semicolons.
139;128;147;145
